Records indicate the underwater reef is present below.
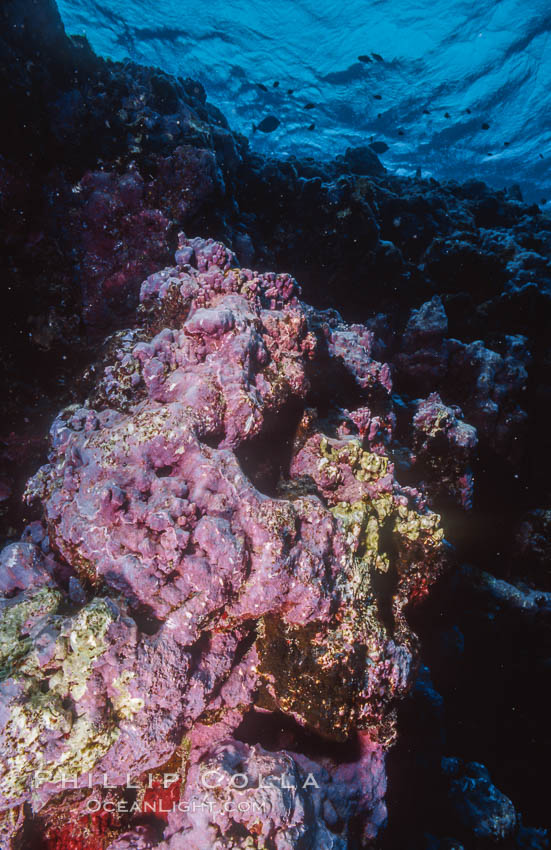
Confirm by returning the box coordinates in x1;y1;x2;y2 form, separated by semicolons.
0;1;550;848
56;0;551;203
1;234;448;848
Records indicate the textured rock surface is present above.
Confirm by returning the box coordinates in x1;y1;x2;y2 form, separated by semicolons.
0;238;449;847
3;0;551;567
443;758;517;843
411;393;478;510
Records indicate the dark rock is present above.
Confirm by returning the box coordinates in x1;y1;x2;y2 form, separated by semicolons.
343;144;386;176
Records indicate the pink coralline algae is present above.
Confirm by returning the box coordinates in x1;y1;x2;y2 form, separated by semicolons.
326;324;392;393
147;733;387;849
75;147;223;329
1;237;447;848
77;167;171;328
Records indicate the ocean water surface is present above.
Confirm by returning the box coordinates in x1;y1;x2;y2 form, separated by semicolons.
58;0;551;201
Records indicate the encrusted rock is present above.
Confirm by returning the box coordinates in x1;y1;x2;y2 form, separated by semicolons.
2;238;448;846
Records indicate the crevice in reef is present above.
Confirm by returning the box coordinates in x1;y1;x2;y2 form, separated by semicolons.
371;527;400;636
131;605;164;636
235;400;304;497
234;707;362;764
188;629;212;662
231;620;258;667
306;338;368;415
153;464;174;478
199;431;224;450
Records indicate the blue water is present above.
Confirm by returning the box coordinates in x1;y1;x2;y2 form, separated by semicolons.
58;0;551;202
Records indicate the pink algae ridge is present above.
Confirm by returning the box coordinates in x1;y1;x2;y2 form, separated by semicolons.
0;236;451;849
